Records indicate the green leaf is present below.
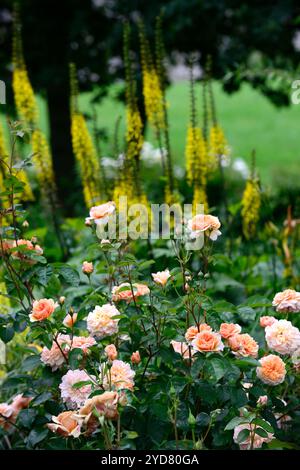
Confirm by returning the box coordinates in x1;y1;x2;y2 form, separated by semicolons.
225;416;248;431
55;264;80;286
236;428;250;444
32;392;52;406
254;427;269;438
72;380;93;389
27;427;49;447
252;418;273;433
22;355;41;372
207;357;226;382
0;326;14;343
234;357;260;369
17;409;37;428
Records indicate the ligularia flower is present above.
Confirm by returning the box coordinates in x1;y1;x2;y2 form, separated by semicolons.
272;289;300;313
265;319;300;355
87;304;120;339
151;269;171;286
59;369;94;409
256;354;286;386
187;214;221;241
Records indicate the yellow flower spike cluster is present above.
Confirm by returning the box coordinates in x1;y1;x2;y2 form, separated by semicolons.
126;108;144;162
185;126;208;212
209;124;230;168
31;129;56;200
12;68;38;125
142;69;165;130
241;175;261;240
0;281;11;314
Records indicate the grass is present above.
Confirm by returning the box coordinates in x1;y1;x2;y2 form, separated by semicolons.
2;80;300;186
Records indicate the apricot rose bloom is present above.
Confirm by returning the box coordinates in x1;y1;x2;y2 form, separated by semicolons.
87;303;120;338
0;394;32;431
188;214;222;241
265;319;300;355
191;331;224;353
220;323;242;339
47;411;81;438
103;360;135;391
82;261;94;274
272;289;300;313
131;351;141;364
256;354;286;386
75;392;119;434
29;298;58;322
228;333;259;358
233;423;273;449
151;269;171;286
59;369;94;409
86;201;116;226
11;239;43;263
260;316;276;328
111;283;150;302
185;324;212;342
105;344;118;361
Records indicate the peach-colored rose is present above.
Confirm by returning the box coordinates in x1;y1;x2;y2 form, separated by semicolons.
257;395;268;406
75;391;119;434
188;214;222;241
102;360;135;391
220;323;242;339
256;354;286;386
112;283;150;302
233;423;273;450
72;335;96;353
86;201;116;226
265;319;300;355
260;316;276;328
185;324;212;342
272;289;300;313
191;331;224;353
228;333;259;357
47;411;81;438
131;351;141;364
29;298;58;322
105;344;118;361
82;261;94;274
0;394;32;431
11;238;43;263
87;304;120;338
63;312;78;328
171;340;194;359
151;269;171;286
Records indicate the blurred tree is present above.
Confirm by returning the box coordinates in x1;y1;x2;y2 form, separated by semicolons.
0;0;300;210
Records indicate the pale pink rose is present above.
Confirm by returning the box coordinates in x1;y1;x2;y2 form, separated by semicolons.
11;394;32;412
82;261;94;274
131;351;141;364
187;214;222;241
87;304;120;338
185;324;212;342
72;336;96;354
233;423;273;450
151;269;171;286
86;201;116;226
41;334;71;371
272;289;300;313
59;369;94;409
256;354;286;386
102;360;135;391
191;331;224;353
291;347;300;368
0;403;14;431
29;298;58;322
171;340;194;359
257;395;268;406
75;392;119;434
47;411;81;438
260;316;276;328
220;323;242;339
63;312;78;328
228;333;259;358
112;283;150;302
105;344;118;361
265;319;300;355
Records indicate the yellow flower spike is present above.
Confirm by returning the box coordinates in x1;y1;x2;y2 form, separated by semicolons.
0;280;11;315
12;68;38;125
241;177;261;240
185;125;208;213
209;124;230;169
31;128;56;200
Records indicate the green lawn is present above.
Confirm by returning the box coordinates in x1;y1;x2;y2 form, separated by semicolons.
2;80;300;185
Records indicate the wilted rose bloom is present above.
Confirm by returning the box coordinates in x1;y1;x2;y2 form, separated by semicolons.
220;323;242;339
228;333;259;358
86;201;116;226
256;354;286;386
105;344;118;361
272;289;300;313
260;316;276;328
59;369;94;409
87;304;120;338
275;413;292;430
192;331;224;353
257;395;268;406
187;214;221;241
185;324;212;342
131;351;141;364
82;261;94;274
29;298;58;322
151;269;171;286
112;283;150;302
233;423;273;450
72;336;96;354
0;394;32;431
63;312;78;328
265;319;300;355
171;340;194;359
76;391;119;434
11;239;43;263
103;360;135;391
47;411;81;438
40;334;72;371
